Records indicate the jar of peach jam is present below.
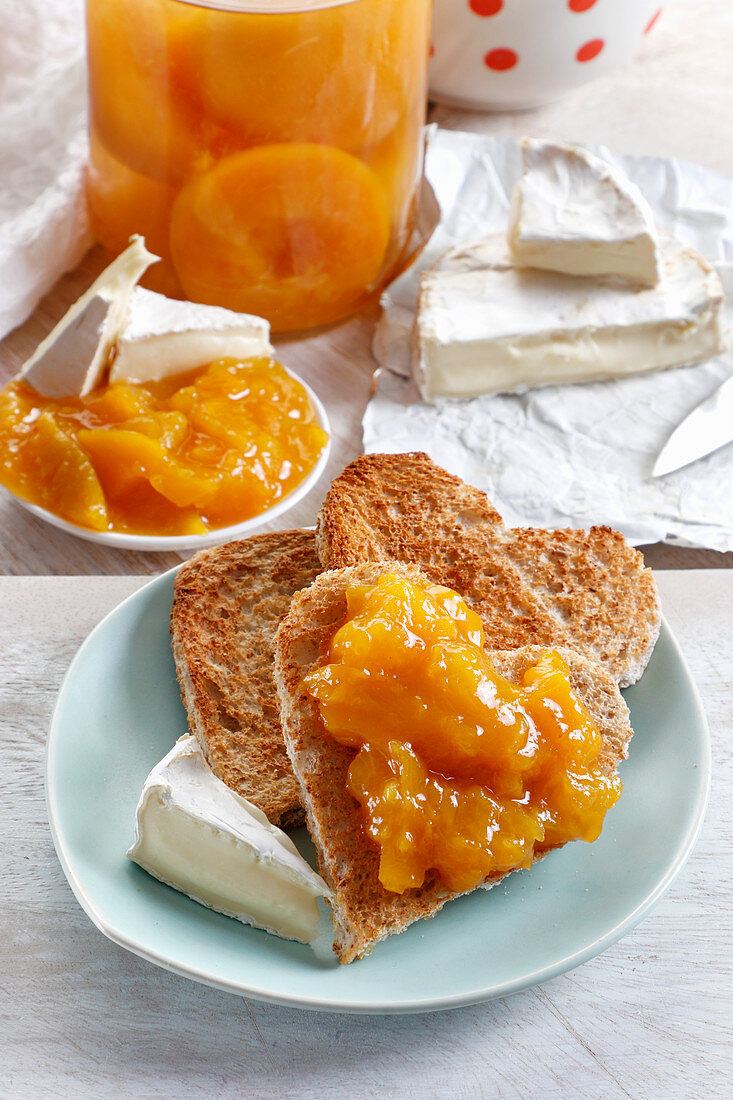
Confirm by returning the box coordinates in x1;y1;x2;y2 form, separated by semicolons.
85;0;432;335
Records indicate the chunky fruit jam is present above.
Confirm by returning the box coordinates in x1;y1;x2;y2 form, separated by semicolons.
85;0;431;333
303;574;622;894
0;357;327;536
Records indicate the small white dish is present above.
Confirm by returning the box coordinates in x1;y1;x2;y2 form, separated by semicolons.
14;369;331;552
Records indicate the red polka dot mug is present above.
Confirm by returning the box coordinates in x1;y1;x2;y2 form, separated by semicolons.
429;0;663;111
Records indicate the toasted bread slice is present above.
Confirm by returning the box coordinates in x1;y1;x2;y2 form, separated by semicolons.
317;453;660;687
274;561;634;964
501;525;660;687
171;530;320;829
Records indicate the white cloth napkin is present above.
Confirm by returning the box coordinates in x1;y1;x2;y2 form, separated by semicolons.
367;130;733;552
0;0;90;340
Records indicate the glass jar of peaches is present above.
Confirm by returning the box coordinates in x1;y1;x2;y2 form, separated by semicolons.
85;0;432;334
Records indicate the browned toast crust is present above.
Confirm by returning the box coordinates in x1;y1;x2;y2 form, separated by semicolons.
316;451;504;568
317;453;660;687
171;530;321;828
274;561;634;963
502;525;660;687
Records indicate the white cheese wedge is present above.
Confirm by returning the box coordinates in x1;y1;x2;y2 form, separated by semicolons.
414;233;727;402
20;236;158;399
127;736;329;944
508;139;660;287
110;288;274;385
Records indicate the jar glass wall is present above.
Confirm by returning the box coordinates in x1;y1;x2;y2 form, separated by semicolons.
85;0;432;334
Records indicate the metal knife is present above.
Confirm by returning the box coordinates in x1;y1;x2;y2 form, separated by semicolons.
653;372;733;477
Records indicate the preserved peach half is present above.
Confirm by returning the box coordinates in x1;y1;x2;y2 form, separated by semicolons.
87;133;183;297
109;480;208;538
85;0;431;331
0;401;108;532
360;95;428;274
77;428;221;509
86;0;238;184
169;144;390;333
83;383;155;424
185;0;428;155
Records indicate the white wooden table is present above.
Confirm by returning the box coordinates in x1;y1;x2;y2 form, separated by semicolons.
1;571;730;1097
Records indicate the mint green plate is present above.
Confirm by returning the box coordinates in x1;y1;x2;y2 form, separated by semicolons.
46;570;710;1014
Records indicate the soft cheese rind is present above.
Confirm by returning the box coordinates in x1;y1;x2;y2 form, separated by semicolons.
111;288;274;384
127;735;329;943
20;237;157;399
508;139;660;287
414;233;727;402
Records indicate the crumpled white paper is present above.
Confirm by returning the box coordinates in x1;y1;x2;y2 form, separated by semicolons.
368;129;733;551
0;0;91;340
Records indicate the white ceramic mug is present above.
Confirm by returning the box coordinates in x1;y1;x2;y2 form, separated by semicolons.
429;0;664;111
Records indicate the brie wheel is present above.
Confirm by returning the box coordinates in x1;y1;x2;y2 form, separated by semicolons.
414;233;727;402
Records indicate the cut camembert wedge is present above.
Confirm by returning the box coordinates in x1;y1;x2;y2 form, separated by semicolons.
110;288;273;384
17;237;274;396
508;138;661;287
414;233;727;402
20;236;157;399
127;736;329;943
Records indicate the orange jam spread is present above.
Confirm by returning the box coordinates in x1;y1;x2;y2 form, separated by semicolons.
0;357;327;536
303;574;622;895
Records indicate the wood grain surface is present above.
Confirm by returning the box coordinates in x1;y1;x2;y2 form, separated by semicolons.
0;0;732;576
0;570;730;1097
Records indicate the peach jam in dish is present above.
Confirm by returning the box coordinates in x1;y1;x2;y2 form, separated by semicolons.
303;574;622;894
85;0;432;333
0;358;327;536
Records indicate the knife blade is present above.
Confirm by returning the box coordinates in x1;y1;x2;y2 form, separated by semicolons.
653;372;733;477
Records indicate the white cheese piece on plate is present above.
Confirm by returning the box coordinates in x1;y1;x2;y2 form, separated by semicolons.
110;288;274;384
19;236;158;399
414;233;728;402
127;736;329;944
508;139;661;287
